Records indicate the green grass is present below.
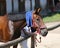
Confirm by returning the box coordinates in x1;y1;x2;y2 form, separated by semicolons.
43;13;60;23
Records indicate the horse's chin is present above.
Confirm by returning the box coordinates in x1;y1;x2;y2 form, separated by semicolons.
40;28;48;37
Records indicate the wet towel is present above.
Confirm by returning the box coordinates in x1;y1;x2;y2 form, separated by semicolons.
26;11;32;27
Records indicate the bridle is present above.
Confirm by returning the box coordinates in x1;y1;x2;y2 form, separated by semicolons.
33;15;47;34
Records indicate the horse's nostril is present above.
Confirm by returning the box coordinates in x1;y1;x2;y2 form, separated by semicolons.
40;28;48;36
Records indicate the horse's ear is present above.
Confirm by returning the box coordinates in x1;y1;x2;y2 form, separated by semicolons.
38;8;41;12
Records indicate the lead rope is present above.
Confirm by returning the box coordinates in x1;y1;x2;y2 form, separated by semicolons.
32;15;42;47
35;28;41;47
34;17;42;47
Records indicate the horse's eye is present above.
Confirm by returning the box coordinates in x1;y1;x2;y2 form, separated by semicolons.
37;19;39;21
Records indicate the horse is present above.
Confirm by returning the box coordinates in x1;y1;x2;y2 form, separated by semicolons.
0;9;48;48
0;12;45;48
0;0;48;48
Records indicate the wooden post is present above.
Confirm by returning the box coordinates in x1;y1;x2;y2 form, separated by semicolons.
30;0;32;10
18;0;25;12
31;35;35;48
12;0;14;13
0;0;6;15
35;0;40;7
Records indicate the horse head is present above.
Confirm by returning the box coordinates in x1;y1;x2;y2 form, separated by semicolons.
32;8;48;37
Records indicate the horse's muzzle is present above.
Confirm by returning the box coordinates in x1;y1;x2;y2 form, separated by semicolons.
40;28;48;36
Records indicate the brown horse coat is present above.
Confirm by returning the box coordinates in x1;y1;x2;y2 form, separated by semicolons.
0;15;10;42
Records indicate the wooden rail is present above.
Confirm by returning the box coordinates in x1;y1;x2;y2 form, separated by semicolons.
0;24;60;48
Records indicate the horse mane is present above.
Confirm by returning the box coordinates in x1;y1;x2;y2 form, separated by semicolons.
8;13;25;21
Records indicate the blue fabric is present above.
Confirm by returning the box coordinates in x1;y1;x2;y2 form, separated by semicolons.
26;11;32;27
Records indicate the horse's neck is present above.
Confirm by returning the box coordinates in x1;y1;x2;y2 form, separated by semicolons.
8;20;26;38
